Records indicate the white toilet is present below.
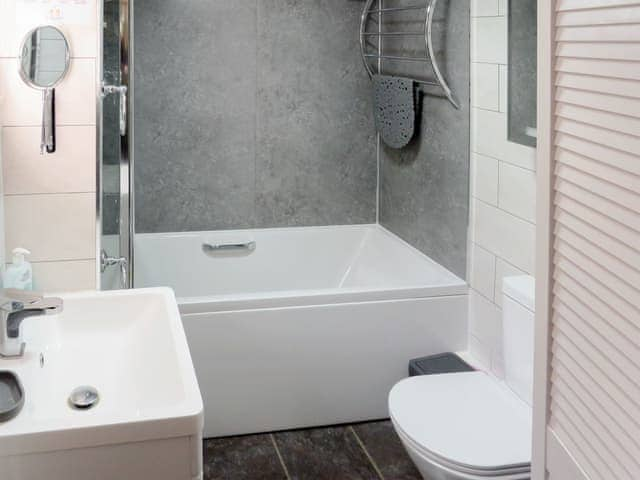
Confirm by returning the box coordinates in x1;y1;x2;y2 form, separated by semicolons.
389;275;535;480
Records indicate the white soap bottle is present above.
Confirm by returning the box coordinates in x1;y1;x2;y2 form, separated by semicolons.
3;248;33;291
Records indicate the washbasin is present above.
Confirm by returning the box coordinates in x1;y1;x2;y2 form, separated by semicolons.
0;288;203;480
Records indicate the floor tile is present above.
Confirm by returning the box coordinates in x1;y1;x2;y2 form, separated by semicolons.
352;421;422;480
273;425;381;480
203;434;287;480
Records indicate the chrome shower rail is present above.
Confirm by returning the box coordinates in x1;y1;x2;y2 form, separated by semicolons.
359;0;460;109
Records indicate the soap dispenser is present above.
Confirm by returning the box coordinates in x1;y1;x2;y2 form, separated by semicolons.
3;248;33;291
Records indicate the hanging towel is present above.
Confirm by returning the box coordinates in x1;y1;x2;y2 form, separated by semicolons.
372;74;417;149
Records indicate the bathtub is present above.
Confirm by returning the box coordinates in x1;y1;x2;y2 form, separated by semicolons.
135;224;468;437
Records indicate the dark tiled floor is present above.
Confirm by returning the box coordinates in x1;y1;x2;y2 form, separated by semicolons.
203;420;422;480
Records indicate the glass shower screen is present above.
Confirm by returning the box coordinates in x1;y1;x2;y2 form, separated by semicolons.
100;0;132;289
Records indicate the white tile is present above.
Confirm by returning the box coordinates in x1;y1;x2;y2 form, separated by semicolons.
5;193;96;262
499;65;508;113
472;63;500;111
32;259;96;293
471;0;500;17
491;348;505;379
2;126;96;194
472;108;537;170
469;290;502;351
0;58;96;127
469;334;491;370
472;108;505;159
471;17;508;64
0;0;98;58
470;243;496;300
499;0;508;16
504;140;537;171
499;162;536;223
472;152;499;205
494;258;527;307
472;200;536;273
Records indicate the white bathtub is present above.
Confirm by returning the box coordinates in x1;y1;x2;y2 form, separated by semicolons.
135;224;468;437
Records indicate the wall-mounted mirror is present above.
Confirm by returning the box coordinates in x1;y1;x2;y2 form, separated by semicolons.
508;0;537;148
18;25;70;154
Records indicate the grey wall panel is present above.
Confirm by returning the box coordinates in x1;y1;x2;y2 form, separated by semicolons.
378;0;470;279
134;0;376;233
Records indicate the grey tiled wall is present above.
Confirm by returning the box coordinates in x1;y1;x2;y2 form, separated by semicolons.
378;0;470;278
133;0;377;233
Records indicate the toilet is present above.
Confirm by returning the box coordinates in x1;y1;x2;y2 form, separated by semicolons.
389;275;535;480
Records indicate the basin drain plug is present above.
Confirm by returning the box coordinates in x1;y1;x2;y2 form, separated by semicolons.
68;386;99;410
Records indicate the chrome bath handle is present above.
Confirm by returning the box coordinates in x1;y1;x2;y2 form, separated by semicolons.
202;241;256;253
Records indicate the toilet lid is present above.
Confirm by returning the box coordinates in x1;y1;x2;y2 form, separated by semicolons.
388;371;532;472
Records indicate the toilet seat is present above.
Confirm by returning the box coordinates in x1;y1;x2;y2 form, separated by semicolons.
388;372;532;477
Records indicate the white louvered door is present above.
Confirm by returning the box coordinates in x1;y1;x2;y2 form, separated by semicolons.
534;1;640;479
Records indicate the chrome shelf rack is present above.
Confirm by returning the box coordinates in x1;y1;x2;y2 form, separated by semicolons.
359;0;460;109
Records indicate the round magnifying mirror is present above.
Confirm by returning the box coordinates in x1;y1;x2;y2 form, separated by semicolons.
19;25;70;89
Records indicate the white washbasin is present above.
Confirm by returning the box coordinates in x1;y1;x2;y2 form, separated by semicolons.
0;288;203;479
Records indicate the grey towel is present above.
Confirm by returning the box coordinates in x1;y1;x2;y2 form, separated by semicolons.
372;75;416;149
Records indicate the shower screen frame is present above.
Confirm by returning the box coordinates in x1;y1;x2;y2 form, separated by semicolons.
97;0;134;289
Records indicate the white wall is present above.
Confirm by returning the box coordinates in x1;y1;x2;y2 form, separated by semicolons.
0;0;98;292
468;0;537;376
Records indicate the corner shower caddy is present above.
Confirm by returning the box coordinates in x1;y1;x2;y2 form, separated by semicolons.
359;0;460;109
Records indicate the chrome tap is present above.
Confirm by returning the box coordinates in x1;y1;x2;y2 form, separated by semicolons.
0;289;63;358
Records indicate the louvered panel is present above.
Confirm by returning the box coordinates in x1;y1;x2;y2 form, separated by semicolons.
556;104;640;139
555;117;640;156
555;132;640;176
536;1;639;476
556;24;640;43
554;178;640;230
557;42;640;61
556;6;640;26
556;148;640;192
553;269;639;342
557;0;640;10
551;350;640;441
551;385;639;479
551;325;640;419
554;301;640;379
556;72;640;99
555;163;639;213
556;57;640;81
547;419;603;480
554;178;639;231
554;253;639;321
555;223;640;292
551;383;639;478
554;287;640;367
552;293;640;396
554;207;640;270
555;193;638;249
555;89;640;124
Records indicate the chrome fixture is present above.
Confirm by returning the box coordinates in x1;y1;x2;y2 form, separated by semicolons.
68;385;100;410
359;0;460;109
101;249;129;289
99;0;134;290
202;241;257;254
101;83;128;136
0;290;63;358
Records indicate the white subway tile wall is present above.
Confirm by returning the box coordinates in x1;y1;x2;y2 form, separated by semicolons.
0;1;98;292
469;1;536;376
